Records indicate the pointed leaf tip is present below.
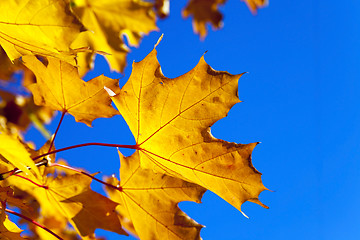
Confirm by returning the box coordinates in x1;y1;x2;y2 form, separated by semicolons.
241;211;250;219
104;86;116;97
154;34;164;48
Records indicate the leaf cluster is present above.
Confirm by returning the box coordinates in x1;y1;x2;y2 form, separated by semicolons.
0;0;268;239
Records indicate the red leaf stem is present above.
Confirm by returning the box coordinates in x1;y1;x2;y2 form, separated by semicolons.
32;143;140;161
13;175;48;189
47;110;66;153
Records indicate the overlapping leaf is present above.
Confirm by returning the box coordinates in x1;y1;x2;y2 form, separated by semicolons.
8;172;126;238
0;186;28;211
0;211;24;240
0;47;21;81
70;0;158;74
108;46;268;215
22;55;119;126
0;90;54;138
0;0;85;65
0;133;40;179
105;150;205;240
3;139;125;238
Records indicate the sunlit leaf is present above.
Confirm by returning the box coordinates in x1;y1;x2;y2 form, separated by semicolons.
0;133;40;179
109;44;268;216
22;55;119;126
105;150;205;240
0;0;85;64
71;0;158;74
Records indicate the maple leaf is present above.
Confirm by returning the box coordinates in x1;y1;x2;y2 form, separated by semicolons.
105;150;205;240
107;45;268;215
8;173;127;238
70;0;158;74
183;0;225;39
183;0;268;38
0;0;85;65
22;55;119;126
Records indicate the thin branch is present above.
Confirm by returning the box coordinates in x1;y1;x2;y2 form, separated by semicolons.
0;159;49;180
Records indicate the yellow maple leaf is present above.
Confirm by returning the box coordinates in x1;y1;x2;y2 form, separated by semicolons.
22;55;119;126
70;0;158;74
105;150;205;240
0;0;85;65
107;45;268;216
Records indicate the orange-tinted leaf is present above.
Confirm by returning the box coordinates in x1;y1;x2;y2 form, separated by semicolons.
71;0;158;74
243;0;268;13
109;45;268;215
183;0;268;38
0;186;28;211
22;55;119;126
183;0;225;39
0;90;54;137
105;150;205;240
0;47;21;81
61;189;125;237
0;0;85;65
154;0;170;18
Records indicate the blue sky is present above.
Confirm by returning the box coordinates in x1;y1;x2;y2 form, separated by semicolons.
25;0;360;239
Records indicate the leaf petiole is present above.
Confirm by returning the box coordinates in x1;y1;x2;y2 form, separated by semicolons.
32;142;140;161
47;110;67;153
13;174;48;189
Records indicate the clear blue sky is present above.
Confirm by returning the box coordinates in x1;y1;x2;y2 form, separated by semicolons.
25;0;360;239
